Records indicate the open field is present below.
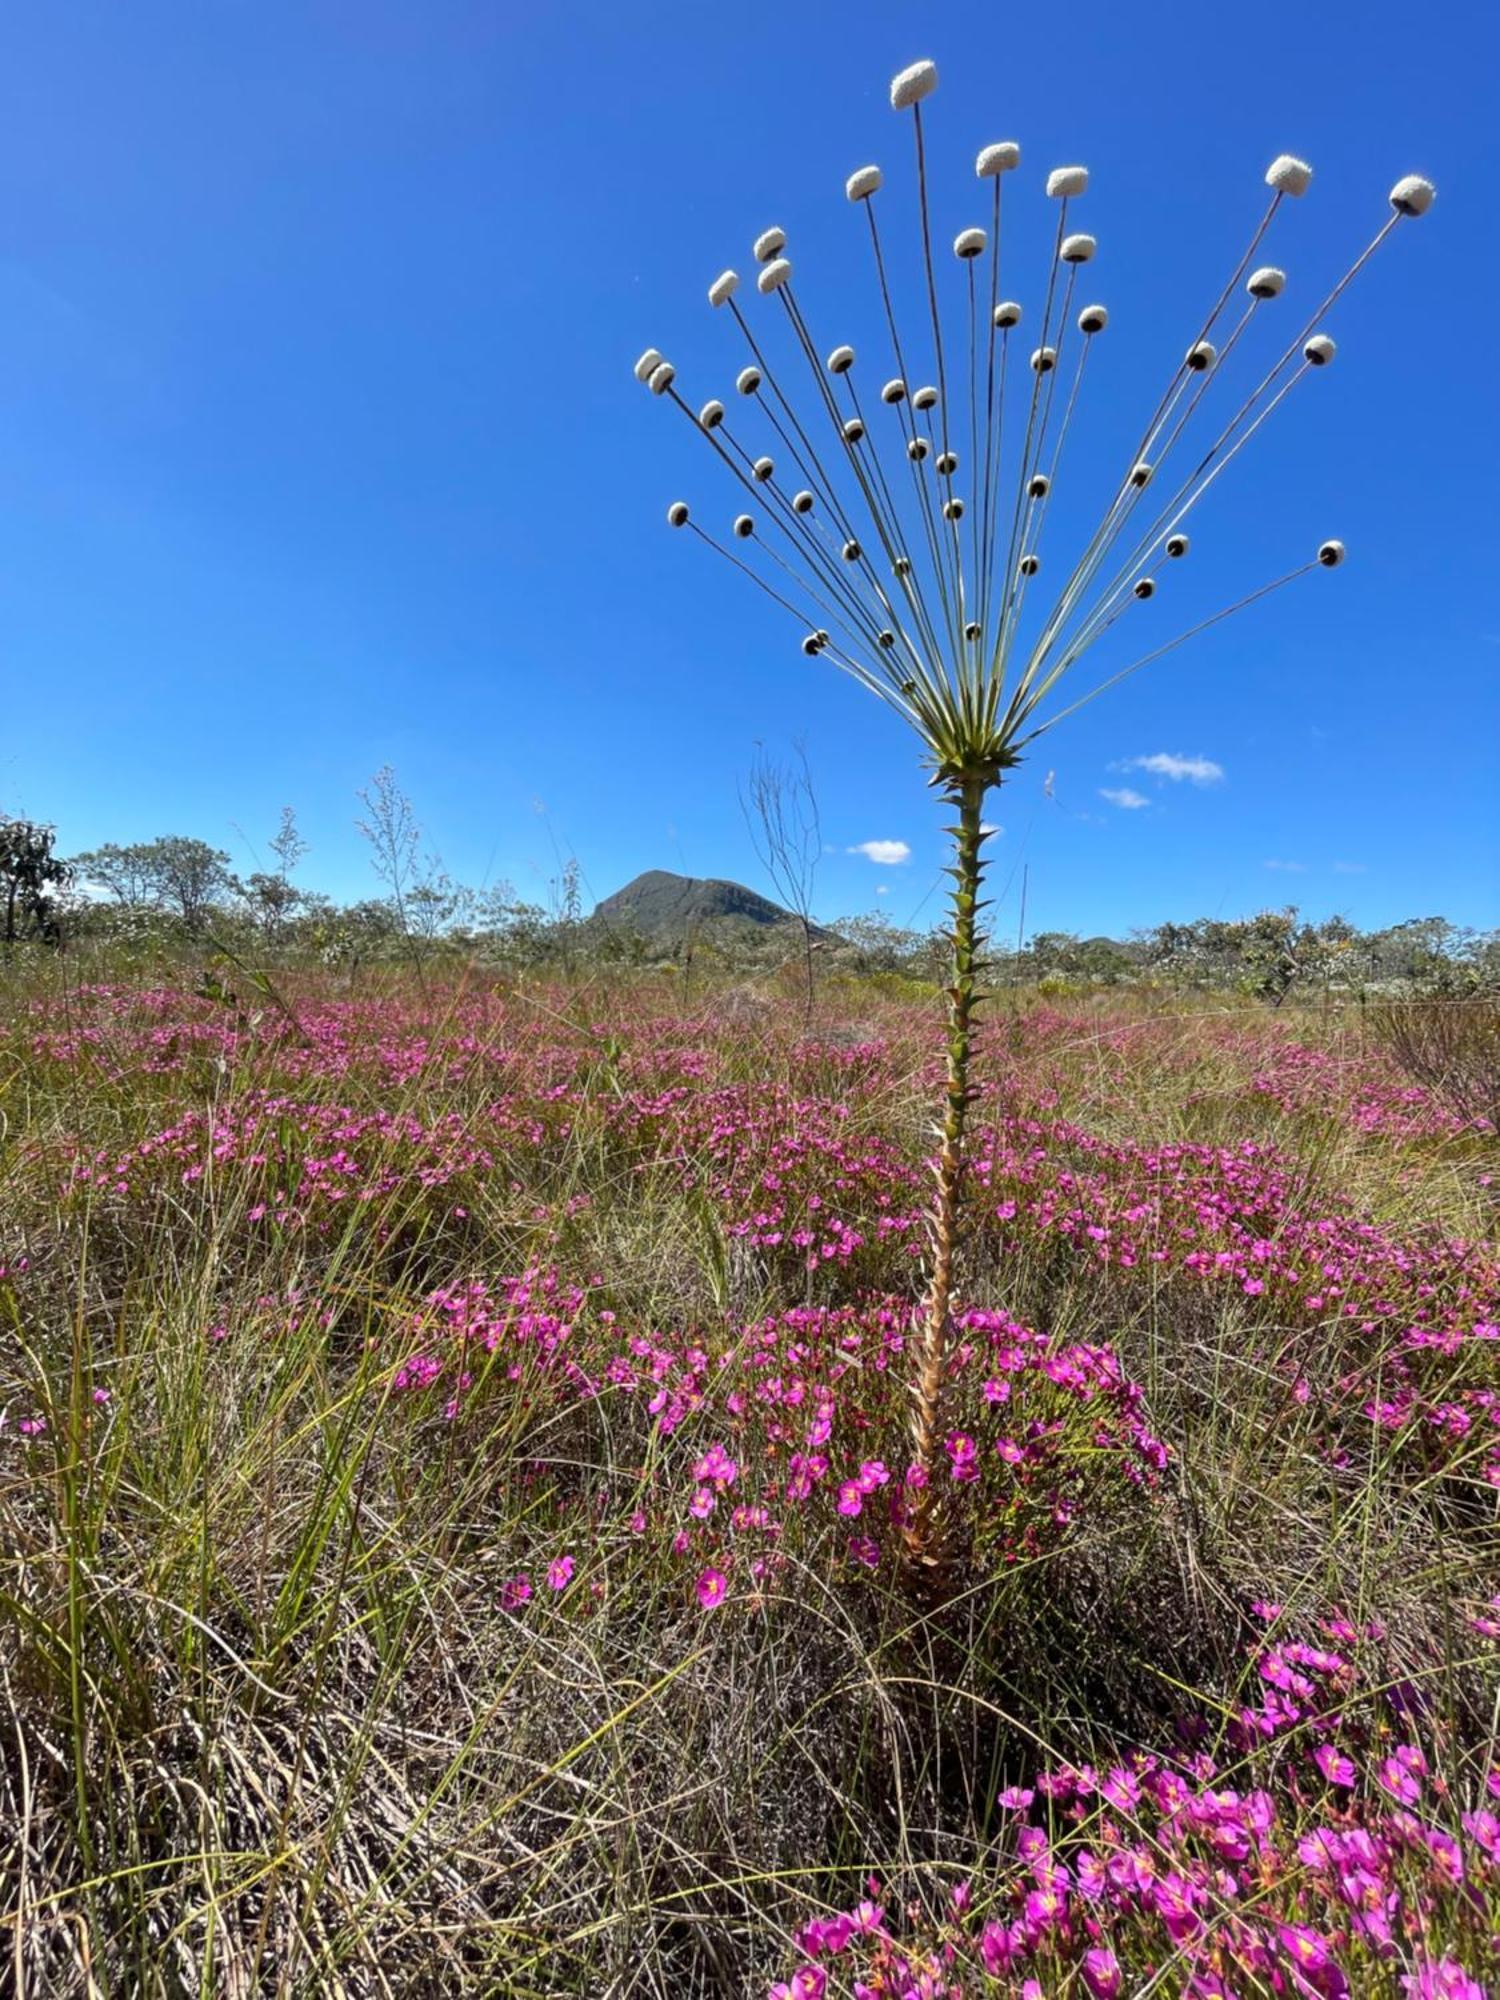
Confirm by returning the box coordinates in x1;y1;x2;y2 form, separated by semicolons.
3;967;1497;1997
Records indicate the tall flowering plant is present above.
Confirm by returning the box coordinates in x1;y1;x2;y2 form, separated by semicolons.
634;57;1434;1579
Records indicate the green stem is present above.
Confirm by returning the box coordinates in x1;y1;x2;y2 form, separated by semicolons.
906;770;989;1569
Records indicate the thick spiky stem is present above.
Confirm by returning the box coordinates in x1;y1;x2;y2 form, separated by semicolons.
905;768;990;1579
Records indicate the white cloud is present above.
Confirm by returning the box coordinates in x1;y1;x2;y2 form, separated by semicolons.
1121;752;1224;785
848;839;911;865
1099;787;1149;810
876;884;888;896
1332;860;1367;875
1264;859;1308;873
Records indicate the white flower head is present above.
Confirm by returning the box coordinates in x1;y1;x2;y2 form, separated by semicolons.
846;164;883;201
1304;333;1336;367
842;416;865;443
1166;532;1190;558
935;449;958;475
976;141;1020;177
1061;231;1096;264
1389;173;1436;217
1028;473;1050;499
801;632;821;656
1248;265;1286;299
889;59;938;110
893;555;912;575
907;436;930;460
752;455;774;481
698;399;725;430
667;501;689;528
1186;340;1216;372
912;384;939;409
733;513;754;539
965;620;982;640
881;378;907;404
736;365;761;396
634;347;664;384
707;270;739;308
757;257;793;295
827;343;856;375
1130;460;1153;487
1318;538;1346;566
648;360;675;395
1046;165;1089;198
753;226;786;263
1078;303;1108;334
943;497;964;520
842;537;862;560
993;300;1022;329
1019;554;1040;576
1266;154;1313;196
1134;577;1156;599
953;227;987;260
1031;345;1057;373
792;489;815;513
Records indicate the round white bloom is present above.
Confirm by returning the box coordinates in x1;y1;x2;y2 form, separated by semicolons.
752;455;774;481
648;361;675;395
1265;154;1313;196
733;514;754;538
757;258;793;295
964;620;982;640
1186;340;1216;372
842;417;865;443
846;164;884;201
792;490;815;513
935;449;958;474
1130;460;1153;487
1046;165;1089;198
1166;532;1190;558
1078;303;1108;334
842;538;862;561
943;497;964;521
1028;473;1050;499
1304;333;1336;366
827;344;856;374
1318;538;1346;566
698;399;725;429
889;59;938;109
893;556;912;576
1019;554;1040;576
881;378;906;404
667;501;689;528
877;629;896;647
753;226;786;262
736;365;762;396
801;633;823;655
908;436;930;460
954;227;987;259
1031;345;1057;373
1389;173;1436;216
634;347;664;383
1134;577;1156;599
913;384;939;409
976;141;1020;177
1060;231;1096;263
708;271;739;309
1247;265;1286;299
993;300;1022;329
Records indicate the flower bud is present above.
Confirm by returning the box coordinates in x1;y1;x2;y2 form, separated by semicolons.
1247;266;1286;299
976;141;1020;177
648;361;675;395
842;417;865;443
1318;539;1346;566
792;490;815;514
994;300;1022;329
1061;231;1096;263
827;344;856;375
736;365;761;396
707;271;738;308
667;501;689;527
1304;333;1336;366
1265;154;1313;196
1046;165;1089;198
890;59;938;109
753;226;786;263
1031;345;1057;373
757;258;793;295
634;347;664;384
881;378;907;404
752;456;774;481
954;227;987;259
846;165;883;201
1389;173;1435;216
698;399;724;430
913;384;939;410
1078;303;1108;334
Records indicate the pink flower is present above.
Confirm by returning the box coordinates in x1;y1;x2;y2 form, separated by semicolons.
1313;1743;1357;1788
696;1567;728;1609
547;1555;574;1591
1082;1946;1123;1998
1378;1755;1422;1806
836;1481;864;1517
500;1573;532;1610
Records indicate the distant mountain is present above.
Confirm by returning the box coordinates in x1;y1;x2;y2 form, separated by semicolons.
591;870;830;945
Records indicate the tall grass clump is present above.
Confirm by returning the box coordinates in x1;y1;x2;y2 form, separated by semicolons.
637;55;1435;1576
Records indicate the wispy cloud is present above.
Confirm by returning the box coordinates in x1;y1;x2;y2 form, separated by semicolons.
848;839;911;865
1264;859;1308;873
1332;860;1367;875
1099;787;1149;810
1119;752;1225;785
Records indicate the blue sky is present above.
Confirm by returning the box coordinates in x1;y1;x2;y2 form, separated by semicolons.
2;0;1494;940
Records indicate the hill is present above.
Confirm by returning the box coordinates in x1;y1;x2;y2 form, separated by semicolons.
591;870;828;945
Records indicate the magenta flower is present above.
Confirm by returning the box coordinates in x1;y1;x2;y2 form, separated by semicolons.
1377;1755;1422;1806
546;1554;574;1591
1082;1945;1123;1998
836;1481;864;1517
1313;1743;1357;1787
696;1567;728;1609
500;1572;532;1610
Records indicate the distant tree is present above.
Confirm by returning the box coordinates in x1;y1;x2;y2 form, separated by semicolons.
742;743;821;1018
0;819;72;944
72;836;235;933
